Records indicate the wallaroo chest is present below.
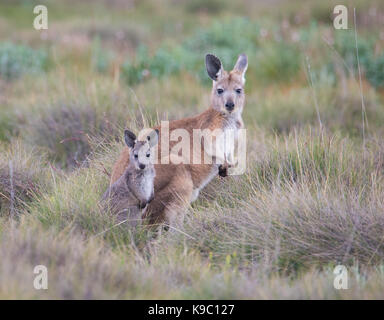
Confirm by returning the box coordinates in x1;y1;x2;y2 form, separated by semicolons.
128;168;155;203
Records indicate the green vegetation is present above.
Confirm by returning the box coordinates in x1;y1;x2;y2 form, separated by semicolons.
365;52;384;89
1;0;384;299
0;42;48;80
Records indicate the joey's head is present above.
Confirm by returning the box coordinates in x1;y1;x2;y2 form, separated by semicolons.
205;53;248;116
124;128;159;172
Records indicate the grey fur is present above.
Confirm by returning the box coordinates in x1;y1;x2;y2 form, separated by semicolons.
102;130;158;226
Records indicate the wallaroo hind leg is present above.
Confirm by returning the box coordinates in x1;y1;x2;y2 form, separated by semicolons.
143;175;193;228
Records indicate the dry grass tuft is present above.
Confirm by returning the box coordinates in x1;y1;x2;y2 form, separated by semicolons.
0;143;48;217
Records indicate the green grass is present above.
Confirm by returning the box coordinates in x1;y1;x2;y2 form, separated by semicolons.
1;0;384;299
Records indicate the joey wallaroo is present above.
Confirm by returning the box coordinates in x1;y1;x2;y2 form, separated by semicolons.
111;53;248;227
102;128;159;225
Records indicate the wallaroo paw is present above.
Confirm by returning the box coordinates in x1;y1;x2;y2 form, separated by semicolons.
139;201;148;209
218;164;228;177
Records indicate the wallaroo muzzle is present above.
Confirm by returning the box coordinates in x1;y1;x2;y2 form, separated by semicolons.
225;101;235;111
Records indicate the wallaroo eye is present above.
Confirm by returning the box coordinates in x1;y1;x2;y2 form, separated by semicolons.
235;88;242;94
146;153;150;158
217;88;224;95
134;154;138;159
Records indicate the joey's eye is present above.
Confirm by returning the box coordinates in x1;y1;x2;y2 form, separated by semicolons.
217;88;224;95
146;153;150;158
235;88;242;94
134;154;138;159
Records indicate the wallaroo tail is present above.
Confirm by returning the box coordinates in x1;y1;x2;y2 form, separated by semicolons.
103;128;158;225
111;53;248;227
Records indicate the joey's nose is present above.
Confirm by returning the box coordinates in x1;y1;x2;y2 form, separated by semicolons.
139;164;146;170
225;101;234;111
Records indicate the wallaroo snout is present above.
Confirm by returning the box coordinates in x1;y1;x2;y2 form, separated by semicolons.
102;128;159;225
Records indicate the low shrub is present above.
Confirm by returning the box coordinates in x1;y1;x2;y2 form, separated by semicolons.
122;45;185;85
254;42;301;84
334;31;373;74
25;103;122;169
0;42;48;81
365;52;384;89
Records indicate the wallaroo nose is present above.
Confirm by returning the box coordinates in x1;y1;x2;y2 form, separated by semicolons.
225;101;235;111
139;164;146;170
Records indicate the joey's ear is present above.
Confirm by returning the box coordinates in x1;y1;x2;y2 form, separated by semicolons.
146;128;159;147
124;129;136;148
233;53;248;82
205;54;223;81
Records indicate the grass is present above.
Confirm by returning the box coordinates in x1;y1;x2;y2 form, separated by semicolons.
0;142;49;217
1;0;384;299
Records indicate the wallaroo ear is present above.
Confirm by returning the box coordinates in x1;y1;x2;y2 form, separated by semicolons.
233;53;248;82
124;129;136;148
146;128;159;147
205;54;223;81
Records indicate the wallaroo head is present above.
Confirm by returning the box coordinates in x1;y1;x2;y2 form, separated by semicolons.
124;128;159;171
205;53;248;116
